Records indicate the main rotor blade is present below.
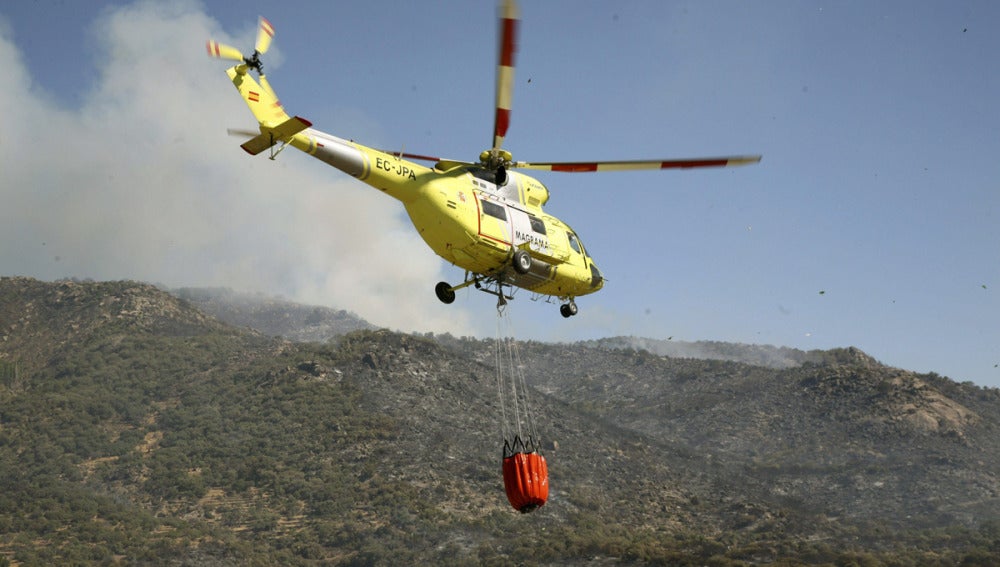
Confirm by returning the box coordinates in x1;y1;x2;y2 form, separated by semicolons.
206;40;244;62
370;149;474;171
511;155;762;172
492;0;519;151
255;16;275;55
373;149;444;163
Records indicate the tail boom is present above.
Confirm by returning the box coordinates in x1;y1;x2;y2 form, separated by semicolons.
224;64;431;203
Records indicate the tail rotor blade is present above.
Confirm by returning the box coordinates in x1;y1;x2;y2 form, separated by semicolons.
227;128;259;138
206;40;244;62
255;16;275;55
492;0;519;151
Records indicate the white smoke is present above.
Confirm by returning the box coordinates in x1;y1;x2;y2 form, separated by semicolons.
0;1;476;335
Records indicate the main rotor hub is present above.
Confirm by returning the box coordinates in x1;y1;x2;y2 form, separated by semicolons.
480;149;514;170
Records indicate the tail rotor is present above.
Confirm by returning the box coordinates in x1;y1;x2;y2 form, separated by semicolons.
206;16;275;73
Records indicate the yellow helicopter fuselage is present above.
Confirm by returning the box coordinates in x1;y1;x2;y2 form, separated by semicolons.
227;65;603;301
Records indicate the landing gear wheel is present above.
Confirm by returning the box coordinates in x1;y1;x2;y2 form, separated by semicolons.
560;302;578;318
435;282;456;304
512;250;532;274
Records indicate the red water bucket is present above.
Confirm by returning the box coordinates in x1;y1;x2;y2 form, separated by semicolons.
502;451;548;513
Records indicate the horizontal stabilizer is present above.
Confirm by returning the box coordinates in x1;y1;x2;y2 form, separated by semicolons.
240;115;312;155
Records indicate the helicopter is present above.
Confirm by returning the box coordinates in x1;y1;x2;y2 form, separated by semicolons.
207;2;760;318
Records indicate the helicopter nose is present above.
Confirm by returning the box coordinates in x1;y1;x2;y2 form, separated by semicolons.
589;262;604;289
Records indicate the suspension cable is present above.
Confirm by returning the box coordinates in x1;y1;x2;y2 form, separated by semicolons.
494;310;511;444
494;301;539;455
507;319;538;450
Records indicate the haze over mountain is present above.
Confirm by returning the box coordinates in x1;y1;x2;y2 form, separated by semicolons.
1;276;998;565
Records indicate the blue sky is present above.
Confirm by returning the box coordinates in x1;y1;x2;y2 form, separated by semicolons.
2;1;998;387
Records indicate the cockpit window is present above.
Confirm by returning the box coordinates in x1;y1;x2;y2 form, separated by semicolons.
529;215;546;235
567;232;582;254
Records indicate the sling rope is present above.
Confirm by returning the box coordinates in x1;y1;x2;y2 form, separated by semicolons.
494;302;539;456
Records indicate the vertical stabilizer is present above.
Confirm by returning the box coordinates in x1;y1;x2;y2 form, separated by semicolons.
226;65;290;128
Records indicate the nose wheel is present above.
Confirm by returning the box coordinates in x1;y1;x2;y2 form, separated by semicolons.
559;301;578;318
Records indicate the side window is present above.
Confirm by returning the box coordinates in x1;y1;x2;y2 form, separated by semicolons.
567;232;581;254
529;215;546;235
481;199;507;221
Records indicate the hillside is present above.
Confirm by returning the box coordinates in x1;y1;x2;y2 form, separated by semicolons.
521;343;1000;531
173;287;374;341
1;277;999;565
578;336;824;369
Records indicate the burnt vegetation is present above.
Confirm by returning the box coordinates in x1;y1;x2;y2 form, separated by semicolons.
1;276;999;565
